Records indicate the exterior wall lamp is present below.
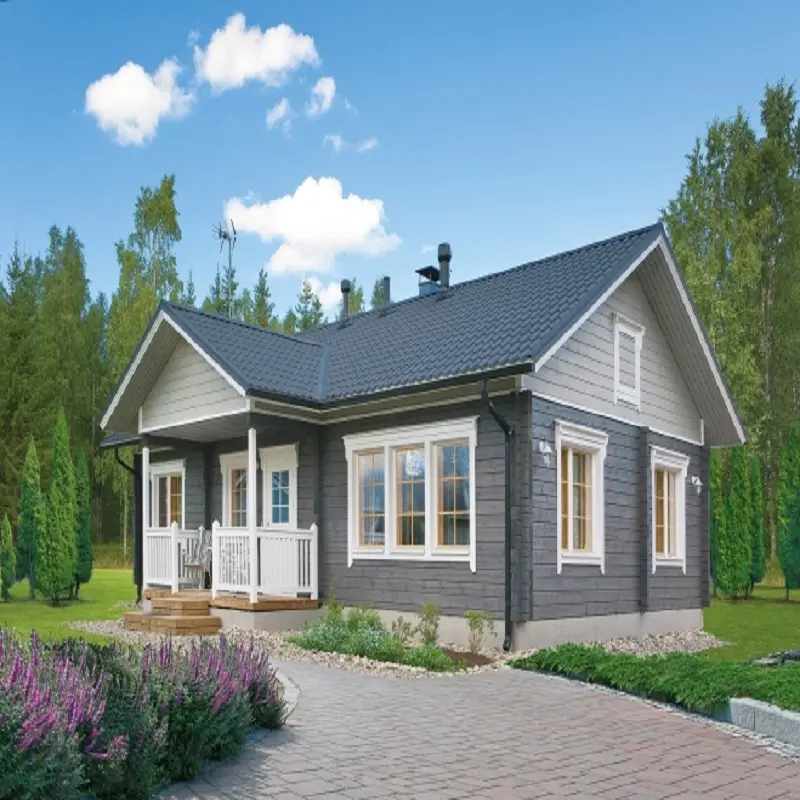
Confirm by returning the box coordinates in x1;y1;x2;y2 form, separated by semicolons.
691;475;703;495
539;440;553;468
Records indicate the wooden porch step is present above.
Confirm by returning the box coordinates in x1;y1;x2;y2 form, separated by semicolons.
151;596;211;617
123;611;221;635
209;595;320;612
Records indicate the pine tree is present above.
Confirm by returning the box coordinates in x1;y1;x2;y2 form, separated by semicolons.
221;259;239;318
781;491;800;599
749;455;766;596
74;449;92;597
202;266;226;314
37;409;77;603
0;514;15;601
709;450;725;596
252;267;275;328
282;309;297;334
346;277;365;317
182;270;197;306
295;280;324;331
717;446;752;598
16;438;45;597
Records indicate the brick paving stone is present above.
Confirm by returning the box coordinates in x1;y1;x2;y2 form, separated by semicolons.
163;659;800;799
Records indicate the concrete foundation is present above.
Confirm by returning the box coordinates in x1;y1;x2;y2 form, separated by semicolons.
211;607;326;631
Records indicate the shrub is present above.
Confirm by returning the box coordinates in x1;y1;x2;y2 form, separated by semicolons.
0;631;285;800
291;608;462;672
779;491;800;599
37;409;77;602
0;515;15;601
16;438;45;596
417;602;440;647
390;616;414;646
749;455;766;595
465;610;496;653
74;449;93;597
510;644;800;714
325;592;344;622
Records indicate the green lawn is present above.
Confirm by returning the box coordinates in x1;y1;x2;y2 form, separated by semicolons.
0;568;135;642
704;584;800;661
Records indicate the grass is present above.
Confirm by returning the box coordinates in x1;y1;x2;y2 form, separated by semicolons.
93;541;133;570
0;569;135;643
704;583;800;661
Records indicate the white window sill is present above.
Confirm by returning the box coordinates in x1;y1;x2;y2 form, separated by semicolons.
654;557;686;572
560;552;603;568
351;548;472;564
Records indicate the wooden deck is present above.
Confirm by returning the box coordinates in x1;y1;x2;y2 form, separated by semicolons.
127;588;321;635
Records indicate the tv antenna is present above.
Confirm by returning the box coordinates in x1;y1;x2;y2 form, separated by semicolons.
214;219;237;317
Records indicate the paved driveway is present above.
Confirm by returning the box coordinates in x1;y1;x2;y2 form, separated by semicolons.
168;661;800;799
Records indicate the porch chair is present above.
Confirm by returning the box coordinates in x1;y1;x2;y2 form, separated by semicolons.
183;525;212;590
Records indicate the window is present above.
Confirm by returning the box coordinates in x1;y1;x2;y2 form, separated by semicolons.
396;447;425;546
651;446;689;573
220;452;249;528
613;313;645;409
149;460;185;529
343;417;478;572
260;444;298;528
555;421;608;573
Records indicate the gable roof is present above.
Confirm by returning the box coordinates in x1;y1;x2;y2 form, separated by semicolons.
101;221;745;445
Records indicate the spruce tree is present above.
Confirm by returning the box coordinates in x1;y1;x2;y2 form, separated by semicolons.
778;427;800;548
252;267;275;329
74;450;93;597
37;409;77;603
0;514;15;601
709;450;725;597
295;280;324;331
748;455;765;596
781;491;800;599
16;438;45;597
370;275;388;309
717;446;752;598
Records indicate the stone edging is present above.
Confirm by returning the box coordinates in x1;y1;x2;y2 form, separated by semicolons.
713;698;800;748
277;669;300;720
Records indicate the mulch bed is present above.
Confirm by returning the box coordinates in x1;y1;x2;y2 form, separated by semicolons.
441;648;495;668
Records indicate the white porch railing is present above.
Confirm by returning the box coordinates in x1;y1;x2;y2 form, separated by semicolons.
143;523;203;593
211;521;318;601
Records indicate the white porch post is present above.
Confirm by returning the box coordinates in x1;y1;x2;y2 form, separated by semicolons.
211;520;220;600
248;427;258;604
141;445;150;590
170;521;179;594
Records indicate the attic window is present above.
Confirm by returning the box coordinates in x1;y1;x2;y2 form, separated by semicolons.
613;313;644;409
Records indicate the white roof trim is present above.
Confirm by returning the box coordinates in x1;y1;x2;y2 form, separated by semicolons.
100;308;246;431
532;235;744;445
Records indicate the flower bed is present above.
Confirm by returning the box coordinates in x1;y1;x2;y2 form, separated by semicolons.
510;643;800;713
0;629;285;800
288;606;467;672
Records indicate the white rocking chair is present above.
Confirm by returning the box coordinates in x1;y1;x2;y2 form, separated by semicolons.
183;526;212;589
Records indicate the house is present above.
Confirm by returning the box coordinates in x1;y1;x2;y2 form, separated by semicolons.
101;222;745;650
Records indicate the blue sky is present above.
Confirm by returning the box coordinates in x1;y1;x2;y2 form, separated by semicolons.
1;1;798;315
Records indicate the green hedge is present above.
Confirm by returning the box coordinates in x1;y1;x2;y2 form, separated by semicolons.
510;644;800;713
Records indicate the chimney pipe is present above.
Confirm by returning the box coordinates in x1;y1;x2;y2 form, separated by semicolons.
340;278;351;320
438;242;452;289
382;275;391;306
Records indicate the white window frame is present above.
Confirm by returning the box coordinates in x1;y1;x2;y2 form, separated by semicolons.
148;459;186;530
260;444;298;529
220;451;249;528
613;312;645;409
555;421;608;574
650;446;689;574
343;417;478;572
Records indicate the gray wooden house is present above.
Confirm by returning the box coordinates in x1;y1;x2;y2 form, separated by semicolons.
101;222;744;649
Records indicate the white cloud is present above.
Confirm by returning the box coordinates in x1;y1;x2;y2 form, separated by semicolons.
306;76;336;118
357;137;378;153
323;133;345;152
305;277;343;313
421;244;436;254
225;176;401;275
194;14;318;91
85;58;194;146
343;98;358;115
266;98;292;131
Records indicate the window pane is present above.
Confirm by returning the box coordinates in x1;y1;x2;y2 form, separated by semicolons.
560;448;569;550
396;446;425;548
569;452;592;552
170;475;182;527
358;451;385;547
401;483;412;512
411;516;425;546
231;468;247;527
279;506;289;524
158;476;167;528
455;517;470;546
437;440;471;548
655;469;665;555
667;472;677;556
454;444;469;477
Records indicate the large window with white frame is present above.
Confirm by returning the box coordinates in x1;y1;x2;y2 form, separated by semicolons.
555;421;607;574
651;446;689;573
220;452;248;528
343;417;478;572
260;444;298;528
149;459;185;529
613;312;645;409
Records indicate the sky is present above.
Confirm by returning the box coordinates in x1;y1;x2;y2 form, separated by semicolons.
1;1;799;316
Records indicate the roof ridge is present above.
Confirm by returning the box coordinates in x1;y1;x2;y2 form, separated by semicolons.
166;302;323;348
297;221;663;336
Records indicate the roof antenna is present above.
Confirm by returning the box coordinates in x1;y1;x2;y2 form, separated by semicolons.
214;219;237;317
